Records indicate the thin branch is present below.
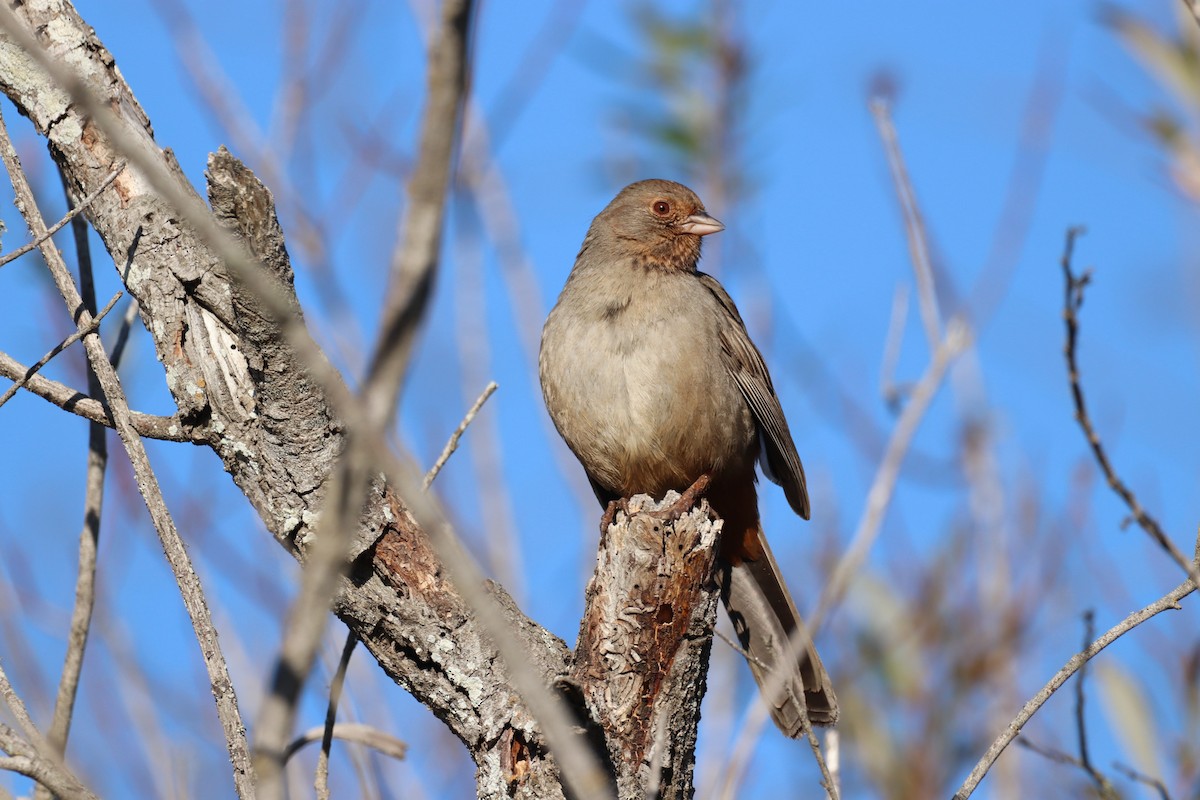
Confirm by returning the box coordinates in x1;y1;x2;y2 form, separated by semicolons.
1015;737;1119;800
362;0;474;426
0;350;189;440
108;298;141;367
0;107;255;798
870;96;942;349
283;722;407;764
0;723;96;800
314;632;357;799
1059;227;1199;583
0;669;95;798
879;282;910;411
0;659;43;747
0;161;124;270
819;319;970;619
1072;610;1116;797
0;290;121;410
423;380;497;489
38;165;119;800
952;576;1195;799
1113;761;1172;800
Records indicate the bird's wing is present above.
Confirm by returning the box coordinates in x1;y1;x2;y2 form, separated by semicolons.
697;272;811;520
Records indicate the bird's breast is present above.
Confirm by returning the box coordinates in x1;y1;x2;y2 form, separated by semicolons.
540;268;756;499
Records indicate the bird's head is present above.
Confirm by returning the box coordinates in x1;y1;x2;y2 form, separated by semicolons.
591;179;724;271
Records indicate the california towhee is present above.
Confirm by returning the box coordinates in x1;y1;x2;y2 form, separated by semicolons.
539;179;838;735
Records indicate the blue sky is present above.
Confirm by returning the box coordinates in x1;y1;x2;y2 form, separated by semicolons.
0;0;1197;797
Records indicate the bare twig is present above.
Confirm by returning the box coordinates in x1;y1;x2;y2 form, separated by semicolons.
423;380;497;489
0;290;121;410
1059;227;1199;583
314;633;358;800
108;298;141;368
1072;610;1117;797
1114;761;1172;800
0;107;255;798
1014;611;1120;800
870;96;942;348
0;723;97;800
952;576;1195;799
879;283;910;410
37;167;121;800
362;0;473;426
825;729;840;799
283;722;408;764
0;350;188;440
0;665;95;798
1016;738;1119;799
0;161;124;270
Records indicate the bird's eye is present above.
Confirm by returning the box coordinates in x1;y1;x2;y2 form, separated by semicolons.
652;200;671;216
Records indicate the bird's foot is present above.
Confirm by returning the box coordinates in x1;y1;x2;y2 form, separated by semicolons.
662;473;712;519
600;497;630;534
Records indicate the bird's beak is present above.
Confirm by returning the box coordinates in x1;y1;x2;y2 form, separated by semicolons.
677;213;724;236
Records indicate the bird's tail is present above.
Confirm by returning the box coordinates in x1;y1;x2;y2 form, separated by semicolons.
720;527;838;735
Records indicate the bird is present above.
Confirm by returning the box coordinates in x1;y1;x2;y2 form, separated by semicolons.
538;178;838;736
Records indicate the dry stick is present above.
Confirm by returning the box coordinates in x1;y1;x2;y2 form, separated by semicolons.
362;0;472;427
423;380;498;489
0;661;46;757
952;576;1195;799
283;722;407;764
0;109;256;799
108;297;141;367
251;1;474;792
1015;739;1121;800
1072;611;1118;798
37;167;123;800
0;10;610;798
1059;228;1200;584
1016;614;1120;798
0;290;120;409
0;350;188;440
0;162;123;270
879;283;910;408
0;665;94;797
870;96;942;348
313;634;358;800
0;722;96;800
1113;762;1172;800
716;320;968;800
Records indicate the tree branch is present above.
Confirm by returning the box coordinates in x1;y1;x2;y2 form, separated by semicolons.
952;576;1195;799
0;103;255;798
1059;227;1199;583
